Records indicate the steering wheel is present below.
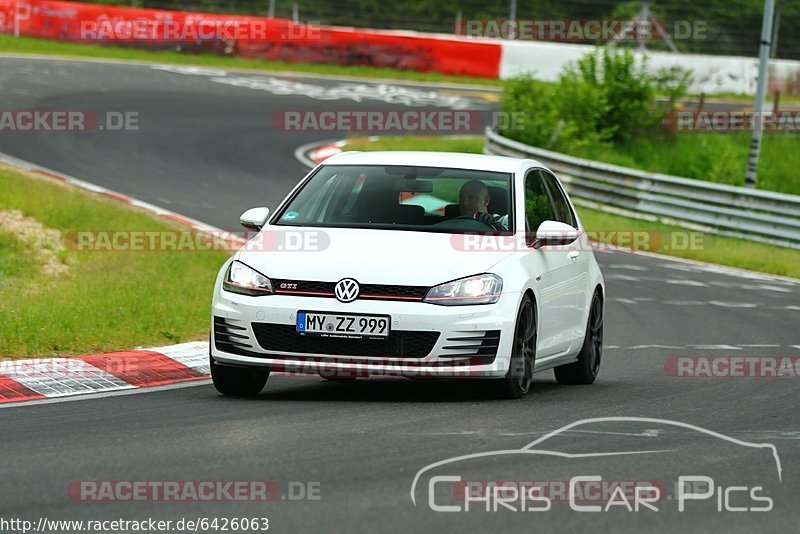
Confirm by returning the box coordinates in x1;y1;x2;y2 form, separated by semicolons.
452;214;495;228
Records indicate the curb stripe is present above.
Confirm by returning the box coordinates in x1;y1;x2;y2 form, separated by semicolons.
0;376;46;404
79;350;206;388
147;341;211;376
308;140;346;164
35;169;66;181
162;212;197;227
0;358;132;398
0;343;212;405
103;190;134;202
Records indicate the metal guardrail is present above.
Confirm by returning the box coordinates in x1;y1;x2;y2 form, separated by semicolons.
484;128;800;249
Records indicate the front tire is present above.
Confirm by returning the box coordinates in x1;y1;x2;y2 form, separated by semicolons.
554;291;603;385
210;355;269;396
493;294;536;399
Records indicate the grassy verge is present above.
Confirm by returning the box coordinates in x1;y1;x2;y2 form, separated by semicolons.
683;93;800;105
346;135;486;153
343;135;800;278
0;166;230;358
572;206;800;278
566;132;800;196
0;232;36;281
0;34;502;87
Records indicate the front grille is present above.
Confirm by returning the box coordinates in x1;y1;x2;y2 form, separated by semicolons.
214;316;261;357
252;322;439;358
358;283;429;300
272;279;429;301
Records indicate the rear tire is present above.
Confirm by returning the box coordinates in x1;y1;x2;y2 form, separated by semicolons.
493;294;536;399
554;291;603;385
210;355;269;396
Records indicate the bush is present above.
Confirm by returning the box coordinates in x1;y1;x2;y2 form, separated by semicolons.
501;47;691;151
499;76;560;147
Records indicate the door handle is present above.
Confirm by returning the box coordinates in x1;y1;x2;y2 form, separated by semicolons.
568;250;580;261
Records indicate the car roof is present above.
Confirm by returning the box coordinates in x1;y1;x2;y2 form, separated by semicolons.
321;151;546;174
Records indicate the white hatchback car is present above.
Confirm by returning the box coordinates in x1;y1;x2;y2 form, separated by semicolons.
210;151;604;399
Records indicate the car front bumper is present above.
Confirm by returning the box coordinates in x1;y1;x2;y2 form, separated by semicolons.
210;279;520;379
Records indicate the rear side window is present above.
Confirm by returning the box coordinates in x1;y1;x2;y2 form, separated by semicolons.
539;170;576;228
524;170;556;232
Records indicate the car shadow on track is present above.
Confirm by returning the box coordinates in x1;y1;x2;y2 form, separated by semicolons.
213;376;617;403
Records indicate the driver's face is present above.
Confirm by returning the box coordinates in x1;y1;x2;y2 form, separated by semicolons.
459;188;490;215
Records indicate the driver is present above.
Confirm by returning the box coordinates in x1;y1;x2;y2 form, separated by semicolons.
458;180;508;231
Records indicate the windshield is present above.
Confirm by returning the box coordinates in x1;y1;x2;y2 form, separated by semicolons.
274;164;514;234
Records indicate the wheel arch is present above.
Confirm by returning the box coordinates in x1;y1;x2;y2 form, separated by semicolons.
594;283;604;302
522;287;539;328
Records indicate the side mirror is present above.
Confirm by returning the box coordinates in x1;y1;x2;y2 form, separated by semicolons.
532;220;579;249
240;207;270;231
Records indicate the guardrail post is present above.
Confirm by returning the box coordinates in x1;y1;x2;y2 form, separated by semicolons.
745;0;777;189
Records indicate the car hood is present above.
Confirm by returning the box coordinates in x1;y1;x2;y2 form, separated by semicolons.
235;226;515;286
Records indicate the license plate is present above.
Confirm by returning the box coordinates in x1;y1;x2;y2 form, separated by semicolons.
296;311;390;339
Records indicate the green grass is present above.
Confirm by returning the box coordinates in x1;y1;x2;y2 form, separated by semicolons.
343;135;800;278
0;34;502;87
345;135;485;153
0;233;36;283
686;93;800;105
0;167;230;358
573;132;800;195
575;206;800;278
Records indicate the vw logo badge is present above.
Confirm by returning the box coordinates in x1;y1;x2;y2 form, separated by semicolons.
334;278;360;303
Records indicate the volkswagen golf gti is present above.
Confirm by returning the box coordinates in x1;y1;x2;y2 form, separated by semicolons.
210;151;604;399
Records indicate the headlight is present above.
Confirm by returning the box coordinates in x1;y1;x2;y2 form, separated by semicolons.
222;260;273;296
424;274;502;306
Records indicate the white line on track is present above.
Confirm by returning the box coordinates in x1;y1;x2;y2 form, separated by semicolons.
0;379;211;410
626;345;684;350
689;344;743;350
708;301;760;308
664;279;709;287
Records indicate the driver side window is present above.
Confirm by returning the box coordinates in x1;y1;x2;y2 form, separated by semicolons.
524;169;557;237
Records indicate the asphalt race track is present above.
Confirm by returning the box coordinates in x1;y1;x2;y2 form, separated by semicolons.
1;57;799;532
